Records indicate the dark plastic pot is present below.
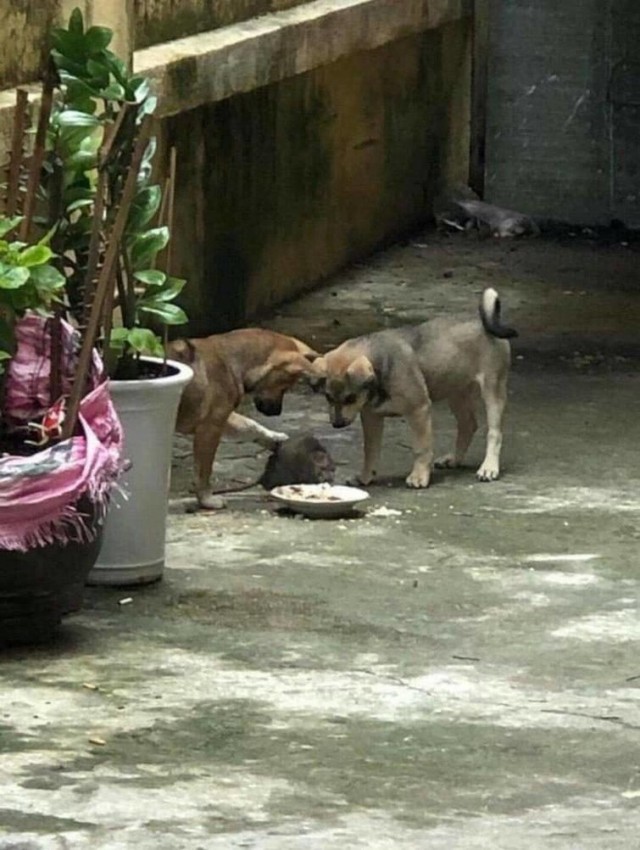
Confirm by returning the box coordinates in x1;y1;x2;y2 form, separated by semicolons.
0;499;104;646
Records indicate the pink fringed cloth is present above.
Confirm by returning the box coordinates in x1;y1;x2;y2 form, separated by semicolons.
0;314;123;551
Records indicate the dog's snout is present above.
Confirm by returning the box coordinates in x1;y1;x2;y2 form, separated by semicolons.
332;415;349;429
255;398;282;416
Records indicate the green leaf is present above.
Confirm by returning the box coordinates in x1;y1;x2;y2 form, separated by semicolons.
133;269;166;286
60;72;99;99
103;54;128;86
133;79;151;104
87;58;110;87
18;245;54;267
57;109;100;127
148;277;186;301
68;7;84;35
85;26;113;53
109;327;164;356
128;185;162;230
0;265;30;289
139;302;188;325
109;327;129;349
66;149;99;170
37;224;59;247
29;263;66;291
129;226;169;270
66;197;94;213
101;82;126;100
128;327;163;353
50;28;87;62
141;136;157;168
51;49;87;77
0;350;12;360
0;216;22;238
138;95;157;119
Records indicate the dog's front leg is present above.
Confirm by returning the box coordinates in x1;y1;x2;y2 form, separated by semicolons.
353;408;384;486
193;422;226;509
224;411;288;449
405;404;433;488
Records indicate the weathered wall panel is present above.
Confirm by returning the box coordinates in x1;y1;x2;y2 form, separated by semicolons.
486;0;640;226
161;21;471;334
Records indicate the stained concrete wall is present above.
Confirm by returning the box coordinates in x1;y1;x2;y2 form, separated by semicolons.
1;1;471;332
0;0;133;89
0;0;61;88
135;0;308;49
160;20;471;334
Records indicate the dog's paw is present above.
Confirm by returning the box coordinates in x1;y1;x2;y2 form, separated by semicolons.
405;468;431;488
258;430;289;450
268;430;289;446
348;471;375;487
476;462;499;482
435;454;458;469
198;492;227;510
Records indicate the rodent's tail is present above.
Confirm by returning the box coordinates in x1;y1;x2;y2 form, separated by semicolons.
479;288;518;339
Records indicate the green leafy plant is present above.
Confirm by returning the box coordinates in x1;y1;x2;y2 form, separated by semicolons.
0;216;66;374
43;7;187;379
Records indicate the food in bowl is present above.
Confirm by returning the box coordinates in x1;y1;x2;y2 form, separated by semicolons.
270;483;370;518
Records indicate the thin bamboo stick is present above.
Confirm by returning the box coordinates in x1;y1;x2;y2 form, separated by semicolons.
61;117;153;439
19;60;57;242
4;89;29;216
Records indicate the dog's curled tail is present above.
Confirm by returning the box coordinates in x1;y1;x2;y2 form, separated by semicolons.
479;288;518;339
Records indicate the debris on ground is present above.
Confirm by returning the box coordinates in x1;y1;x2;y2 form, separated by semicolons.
434;184;540;238
368;505;403;517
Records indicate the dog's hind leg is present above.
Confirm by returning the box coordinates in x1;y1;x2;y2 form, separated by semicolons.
436;391;478;469
352;408;384;486
405;404;433;488
477;375;507;481
224;411;288;449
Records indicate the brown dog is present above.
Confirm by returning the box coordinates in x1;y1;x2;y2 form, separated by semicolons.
168;329;318;509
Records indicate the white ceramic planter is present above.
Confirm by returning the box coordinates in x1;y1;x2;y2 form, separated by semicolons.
88;357;193;586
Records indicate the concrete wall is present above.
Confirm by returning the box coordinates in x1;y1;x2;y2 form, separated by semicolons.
135;0;308;49
0;0;61;88
485;0;640;226
0;0;133;89
1;0;471;333
160;20;471;334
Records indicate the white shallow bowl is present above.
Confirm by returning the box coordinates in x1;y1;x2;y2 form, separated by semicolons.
270;483;370;518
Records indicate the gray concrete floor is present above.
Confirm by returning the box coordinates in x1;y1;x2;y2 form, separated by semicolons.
2;231;640;849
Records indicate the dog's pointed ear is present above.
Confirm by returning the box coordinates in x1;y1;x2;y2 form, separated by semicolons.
346;355;375;386
244;362;272;391
306;355;327;392
167;338;197;365
248;351;318;385
278;351;319;377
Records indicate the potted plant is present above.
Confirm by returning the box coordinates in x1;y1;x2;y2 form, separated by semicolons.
0;212;123;644
43;9;193;586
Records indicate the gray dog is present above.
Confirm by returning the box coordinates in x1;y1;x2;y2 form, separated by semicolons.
311;288;517;488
